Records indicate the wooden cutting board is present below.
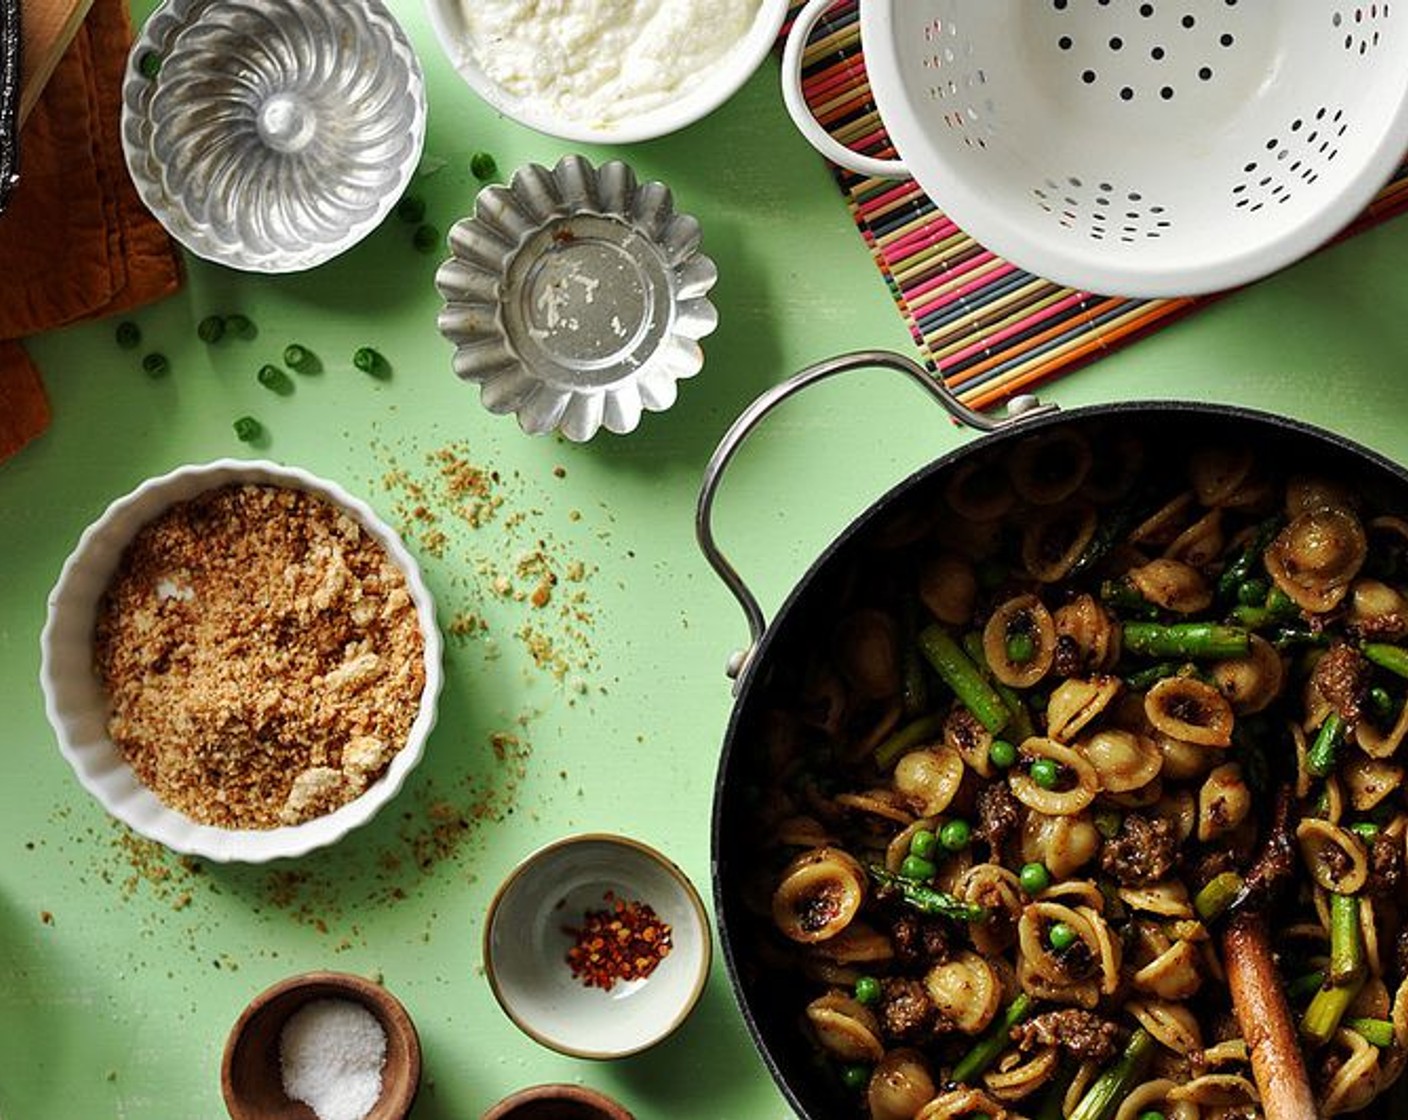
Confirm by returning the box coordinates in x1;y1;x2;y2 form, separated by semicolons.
19;0;94;124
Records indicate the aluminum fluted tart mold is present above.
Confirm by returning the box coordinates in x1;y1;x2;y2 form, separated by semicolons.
121;0;425;273
435;155;719;442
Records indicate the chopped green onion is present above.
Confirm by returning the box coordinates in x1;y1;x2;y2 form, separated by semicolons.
232;415;262;443
224;314;255;339
196;315;225;343
283;344;316;373
141;352;169;378
352;346;386;377
256;364;293;395
115;321;141;350
470;150;499;180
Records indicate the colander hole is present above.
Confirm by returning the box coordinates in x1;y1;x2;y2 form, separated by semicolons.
1109;36;1124;50
1128;192;1143;201
1099;182;1113;192
1151;46;1166;59
1160;86;1174;99
1082;70;1097;84
1068;177;1083;187
1059;35;1073;49
1120;86;1134;100
1221;33;1235;46
1182;14;1196;27
1199;67;1213;80
1139;3;1153;15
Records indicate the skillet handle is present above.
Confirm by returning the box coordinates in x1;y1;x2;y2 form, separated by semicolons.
695;349;1057;685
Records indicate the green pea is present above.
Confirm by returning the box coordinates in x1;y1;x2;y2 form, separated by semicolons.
412;223;440;253
1030;758;1061;790
1019;862;1050;895
1236;578;1269;606
939;819;971;852
838;1063;870;1091
232;415;262;442
141;352;169;378
1048;921;1077;951
115;321;142;350
470;150;499;180
1005;630;1036;664
854;976;881;1006
899;854;937;882
197;315;225;343
909;829;938;861
1369;686;1395;720
395;194;426;223
988;739;1017;769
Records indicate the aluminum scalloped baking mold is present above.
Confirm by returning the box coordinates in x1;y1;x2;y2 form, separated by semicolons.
121;0;425;273
434;155;720;442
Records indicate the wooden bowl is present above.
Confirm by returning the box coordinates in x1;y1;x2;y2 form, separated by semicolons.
482;1084;635;1120
221;971;421;1120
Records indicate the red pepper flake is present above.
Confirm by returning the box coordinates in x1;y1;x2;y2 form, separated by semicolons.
563;891;673;991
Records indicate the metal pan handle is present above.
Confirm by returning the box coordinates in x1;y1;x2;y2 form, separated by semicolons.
695;349;1057;685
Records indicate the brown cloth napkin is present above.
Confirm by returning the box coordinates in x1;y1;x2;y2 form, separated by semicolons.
0;0;183;462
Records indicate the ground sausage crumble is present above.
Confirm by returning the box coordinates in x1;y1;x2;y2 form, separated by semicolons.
94;483;426;829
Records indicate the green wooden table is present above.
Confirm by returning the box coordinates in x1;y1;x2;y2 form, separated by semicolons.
4;3;1408;1116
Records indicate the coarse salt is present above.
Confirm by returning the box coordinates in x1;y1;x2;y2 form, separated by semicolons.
279;998;387;1120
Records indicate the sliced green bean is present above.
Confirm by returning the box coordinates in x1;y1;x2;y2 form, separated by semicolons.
917;625;1010;734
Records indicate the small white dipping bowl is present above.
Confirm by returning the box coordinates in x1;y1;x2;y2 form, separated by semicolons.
422;0;790;144
39;460;443;863
484;834;712;1058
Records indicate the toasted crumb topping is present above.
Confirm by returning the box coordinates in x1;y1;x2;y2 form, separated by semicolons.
94;483;426;829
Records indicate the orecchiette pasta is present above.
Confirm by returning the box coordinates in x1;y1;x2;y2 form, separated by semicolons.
741;436;1408;1120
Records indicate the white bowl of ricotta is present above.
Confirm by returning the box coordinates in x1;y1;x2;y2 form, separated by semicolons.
424;0;789;143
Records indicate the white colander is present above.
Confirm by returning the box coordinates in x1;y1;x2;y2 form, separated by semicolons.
783;0;1408;297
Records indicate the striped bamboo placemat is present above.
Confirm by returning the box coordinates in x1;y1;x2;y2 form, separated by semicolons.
791;1;1408;409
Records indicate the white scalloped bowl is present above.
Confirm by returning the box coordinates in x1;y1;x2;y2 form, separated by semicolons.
423;0;790;144
39;461;443;863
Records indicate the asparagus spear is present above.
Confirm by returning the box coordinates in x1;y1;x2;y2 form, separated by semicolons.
917;625;1011;734
950;992;1033;1084
1306;712;1345;779
1364;641;1408;680
1302;894;1365;1048
1216;516;1283;601
1067;1028;1156;1120
867;866;989;924
873;712;946;771
1122;621;1251;660
961;632;1036;743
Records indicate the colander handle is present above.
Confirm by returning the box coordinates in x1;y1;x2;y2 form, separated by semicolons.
780;0;910;181
695;349;1056;688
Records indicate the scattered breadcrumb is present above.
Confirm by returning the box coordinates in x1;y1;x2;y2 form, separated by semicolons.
95;484;425;829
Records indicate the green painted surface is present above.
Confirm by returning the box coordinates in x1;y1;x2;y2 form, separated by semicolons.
3;3;1408;1117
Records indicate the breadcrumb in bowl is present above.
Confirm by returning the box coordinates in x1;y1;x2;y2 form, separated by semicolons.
40;460;443;863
